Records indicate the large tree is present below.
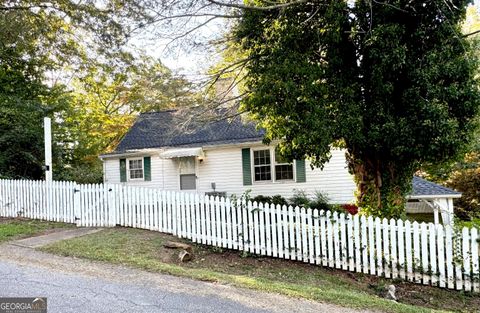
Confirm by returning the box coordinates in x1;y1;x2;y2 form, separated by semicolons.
0;47;68;179
0;0;195;181
232;0;480;218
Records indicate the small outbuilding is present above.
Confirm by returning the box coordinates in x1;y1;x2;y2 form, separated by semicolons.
407;176;462;225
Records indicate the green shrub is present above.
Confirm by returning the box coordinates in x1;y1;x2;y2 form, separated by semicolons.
289;190;311;208
446;152;480;220
309;191;331;211
55;162;103;184
271;194;288;206
251;195;272;204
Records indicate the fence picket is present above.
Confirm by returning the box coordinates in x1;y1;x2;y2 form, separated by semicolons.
390;219;398;279
340;213;348;270
221;197;227;247
307;208;314;264
240;199;248;251
265;203;272;256
397;219;405;280
421;223;429;285
301;207;308;262
326;210;334;268
295;206;303;261
471;227;479;292
361;216;368;274
429;224;438;286
438;225;446;288
333;212;341;268
348;215;355;271
271;205;279;258
463;227;472;291
354;215;361;273
375;217;383;277
282;205;290;259
289;206;296;260
313;209;320;265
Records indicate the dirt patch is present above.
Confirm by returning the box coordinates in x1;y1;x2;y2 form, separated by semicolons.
157;232;480;312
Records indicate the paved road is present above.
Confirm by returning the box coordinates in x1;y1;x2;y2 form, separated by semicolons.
0;261;267;313
0;230;371;313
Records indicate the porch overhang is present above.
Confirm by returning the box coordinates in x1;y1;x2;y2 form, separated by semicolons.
159;147;204;159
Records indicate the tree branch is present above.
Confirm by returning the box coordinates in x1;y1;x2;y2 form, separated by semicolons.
463;29;480;38
207;0;308;11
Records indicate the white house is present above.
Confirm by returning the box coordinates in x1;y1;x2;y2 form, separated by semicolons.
100;109;461;224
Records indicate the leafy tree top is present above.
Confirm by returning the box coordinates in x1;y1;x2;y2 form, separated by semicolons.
232;0;480;217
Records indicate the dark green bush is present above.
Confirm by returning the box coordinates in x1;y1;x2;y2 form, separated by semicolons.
309;191;331;211
271;194;288;206
289;190;311;208
251;195;272;204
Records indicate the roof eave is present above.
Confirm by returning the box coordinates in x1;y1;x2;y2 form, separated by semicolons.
407;194;462;200
99;148;162;160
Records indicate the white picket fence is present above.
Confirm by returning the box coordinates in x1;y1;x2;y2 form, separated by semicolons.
0;179;479;292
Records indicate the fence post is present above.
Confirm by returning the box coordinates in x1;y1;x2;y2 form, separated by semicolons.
108;184;116;227
72;183;80;227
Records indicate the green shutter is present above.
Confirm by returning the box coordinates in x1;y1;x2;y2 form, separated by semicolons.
242;148;252;186
120;158;127;182
143;156;151;181
295;159;306;183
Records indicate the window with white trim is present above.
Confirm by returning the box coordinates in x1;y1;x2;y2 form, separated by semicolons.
252;147;294;183
274;149;294;181
253;149;272;181
128;158;144;180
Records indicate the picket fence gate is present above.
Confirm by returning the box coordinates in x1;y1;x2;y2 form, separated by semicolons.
0;178;479;292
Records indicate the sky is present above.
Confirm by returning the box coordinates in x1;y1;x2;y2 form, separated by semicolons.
131;1;480;80
127;13;227;81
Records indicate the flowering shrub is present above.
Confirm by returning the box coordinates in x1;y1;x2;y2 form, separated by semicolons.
341;204;359;215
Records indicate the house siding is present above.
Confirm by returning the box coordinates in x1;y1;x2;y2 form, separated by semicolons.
102;145;356;204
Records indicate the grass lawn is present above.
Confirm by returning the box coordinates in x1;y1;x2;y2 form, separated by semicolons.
0;217;74;243
40;227;480;313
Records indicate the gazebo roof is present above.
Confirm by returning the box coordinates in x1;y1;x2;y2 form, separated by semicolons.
409;176;462;199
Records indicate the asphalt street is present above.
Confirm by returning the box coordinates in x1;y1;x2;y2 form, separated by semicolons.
0;261;269;313
0;229;371;313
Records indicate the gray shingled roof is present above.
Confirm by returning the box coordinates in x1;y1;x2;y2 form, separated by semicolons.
411;176;461;197
114;110;265;152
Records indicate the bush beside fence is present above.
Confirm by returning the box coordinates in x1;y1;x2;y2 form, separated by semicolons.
0;179;479;292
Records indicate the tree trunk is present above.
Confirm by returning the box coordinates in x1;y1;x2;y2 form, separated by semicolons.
346;151;414;219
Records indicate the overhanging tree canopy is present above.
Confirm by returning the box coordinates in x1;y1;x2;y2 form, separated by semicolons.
233;0;480;218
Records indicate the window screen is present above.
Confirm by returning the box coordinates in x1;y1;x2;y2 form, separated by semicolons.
180;174;196;190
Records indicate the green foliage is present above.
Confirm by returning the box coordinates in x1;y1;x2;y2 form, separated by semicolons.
0;47;68;179
271;194;288;206
0;2;197;180
251;195;272;204
234;1;480;218
55;161;104;184
447;152;480;219
251;194;289;207
0;1;157;74
288;190;311;208
309;191;331;211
